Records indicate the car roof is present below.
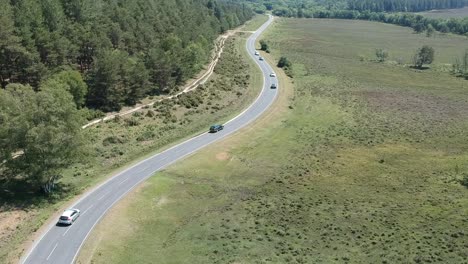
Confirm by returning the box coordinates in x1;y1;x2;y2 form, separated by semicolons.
62;209;77;217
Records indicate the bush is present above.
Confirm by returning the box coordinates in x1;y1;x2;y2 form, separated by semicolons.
146;110;155;117
413;45;434;69
177;91;203;108
260;40;270;52
113;115;122;123
375;48;389;62
136;129;156;142
102;135;125;146
461;174;468;188
81;108;105;121
277;56;292;68
125;117;140;126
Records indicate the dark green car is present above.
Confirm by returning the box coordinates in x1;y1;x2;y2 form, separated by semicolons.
209;124;224;133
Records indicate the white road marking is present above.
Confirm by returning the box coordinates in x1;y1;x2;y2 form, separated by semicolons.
135;166;150;174
97;192;109;201
118;178;129;185
82;205;94;215
62;226;71;236
46;243;58;260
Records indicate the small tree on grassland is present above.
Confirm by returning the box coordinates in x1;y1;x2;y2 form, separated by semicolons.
277;56;293;77
461;174;468;188
260;40;269;52
413;45;434;69
375;48;389;62
277;56;291;68
452;49;468;79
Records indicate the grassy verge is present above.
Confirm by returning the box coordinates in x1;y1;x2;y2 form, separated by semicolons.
0;26;264;263
78;18;468;264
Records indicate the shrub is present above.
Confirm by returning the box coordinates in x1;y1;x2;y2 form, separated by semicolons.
146;110;155;117
81;108;105;121
102;135;125;146
375;48;389;62
125;117;140;126
113;115;122;123
137;129;156;142
260;40;269;52
277;56;292;68
177;91;203;108
460;174;468;188
413;45;434;68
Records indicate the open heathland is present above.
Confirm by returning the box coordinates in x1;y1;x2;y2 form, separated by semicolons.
80;18;468;263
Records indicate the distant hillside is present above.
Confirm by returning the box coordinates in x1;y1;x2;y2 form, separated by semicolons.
347;0;467;12
247;0;468;36
0;0;252;111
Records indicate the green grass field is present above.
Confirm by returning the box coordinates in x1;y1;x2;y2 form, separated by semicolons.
0;19;265;263
419;7;468;18
79;18;468;263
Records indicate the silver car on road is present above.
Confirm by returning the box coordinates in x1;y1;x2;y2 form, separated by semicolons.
57;209;80;225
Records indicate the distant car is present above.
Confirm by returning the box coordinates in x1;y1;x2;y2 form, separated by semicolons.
254;51;259;56
209;124;224;133
270;72;276;77
259;56;264;61
58;209;80;225
270;83;277;89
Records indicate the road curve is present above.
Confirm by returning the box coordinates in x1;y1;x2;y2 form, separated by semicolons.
21;14;277;264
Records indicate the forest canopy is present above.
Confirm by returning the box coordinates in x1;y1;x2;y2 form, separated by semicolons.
0;0;252;111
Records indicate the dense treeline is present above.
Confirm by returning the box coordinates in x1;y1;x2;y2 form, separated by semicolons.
246;0;468;36
0;0;252;111
348;0;467;12
311;10;468;35
248;0;468;15
282;9;468;36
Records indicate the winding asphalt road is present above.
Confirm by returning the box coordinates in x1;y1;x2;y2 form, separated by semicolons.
21;14;277;264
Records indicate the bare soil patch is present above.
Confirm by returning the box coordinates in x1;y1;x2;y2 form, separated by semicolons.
215;152;230;161
153;196;169;208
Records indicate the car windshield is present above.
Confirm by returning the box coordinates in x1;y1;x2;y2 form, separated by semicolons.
60;216;69;220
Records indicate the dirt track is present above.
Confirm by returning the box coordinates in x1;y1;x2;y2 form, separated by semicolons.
82;30;239;129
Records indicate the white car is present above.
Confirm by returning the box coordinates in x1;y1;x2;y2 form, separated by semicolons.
254;51;259;56
58;208;80;225
259;56;264;61
270;73;276;77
